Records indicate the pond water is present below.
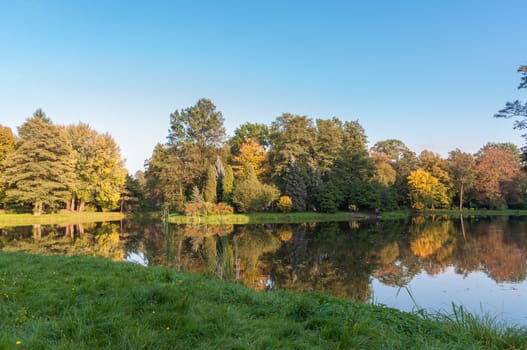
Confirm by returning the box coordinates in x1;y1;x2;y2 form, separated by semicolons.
1;215;527;326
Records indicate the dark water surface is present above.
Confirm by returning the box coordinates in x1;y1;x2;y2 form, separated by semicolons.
2;215;527;326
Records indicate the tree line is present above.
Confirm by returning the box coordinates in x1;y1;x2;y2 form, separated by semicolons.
2;65;526;215
0;110;127;215
138;97;527;214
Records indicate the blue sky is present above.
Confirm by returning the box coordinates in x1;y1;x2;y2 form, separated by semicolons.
1;0;526;173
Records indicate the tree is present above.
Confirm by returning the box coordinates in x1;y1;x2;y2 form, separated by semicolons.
495;65;527;136
0;125;16;207
283;156;307;211
232;165;279;213
448;149;476;210
231;138;269;178
167;98;226;190
67;123;126;211
1;110;75;215
475;147;522;209
222;165;234;204
314;117;344;175
268;113;316;187
407;169;450;210
0;125;16;165
204;165;217;203
229;122;270;156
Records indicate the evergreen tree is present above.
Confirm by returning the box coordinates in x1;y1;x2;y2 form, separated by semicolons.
284;156;307;211
204;165;217;203
222;165;234;204
214;156;225;201
1;110;75;215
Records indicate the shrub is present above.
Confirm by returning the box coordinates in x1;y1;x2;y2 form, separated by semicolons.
277;196;293;212
212;202;234;215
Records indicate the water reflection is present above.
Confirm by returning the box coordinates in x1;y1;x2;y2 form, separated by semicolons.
2;215;527;324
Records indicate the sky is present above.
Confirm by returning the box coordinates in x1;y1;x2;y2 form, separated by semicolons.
1;0;526;173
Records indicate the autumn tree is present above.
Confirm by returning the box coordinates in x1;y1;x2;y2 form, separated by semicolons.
475;146;522;209
448;149;476;210
231;138;269;178
407;169;450;210
1;110;75;215
229;122;270;156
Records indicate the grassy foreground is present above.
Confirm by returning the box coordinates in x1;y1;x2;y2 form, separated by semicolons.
1;252;526;349
0;212;124;227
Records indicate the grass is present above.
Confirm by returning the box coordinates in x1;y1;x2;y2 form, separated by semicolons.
1;252;526;349
169;211;373;225
0;212;124;227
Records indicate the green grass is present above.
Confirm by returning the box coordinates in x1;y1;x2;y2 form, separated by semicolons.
168;209;527;225
1;252;526;349
169;211;372;224
0;212;124;227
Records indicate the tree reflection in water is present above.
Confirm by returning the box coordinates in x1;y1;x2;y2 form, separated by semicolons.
2;215;527;303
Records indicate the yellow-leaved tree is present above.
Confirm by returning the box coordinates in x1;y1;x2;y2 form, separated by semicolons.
407;169;450;210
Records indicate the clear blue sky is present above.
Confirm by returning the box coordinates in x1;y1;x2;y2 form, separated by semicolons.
1;0;526;173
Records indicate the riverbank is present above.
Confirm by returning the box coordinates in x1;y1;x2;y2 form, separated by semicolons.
0;211;124;227
1;252;525;349
168;209;527;225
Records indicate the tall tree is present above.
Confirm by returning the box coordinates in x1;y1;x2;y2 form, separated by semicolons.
167;98;226;190
204;165;217;203
448;149;476;210
222;165;234;204
314;117;344;176
67;123;126;211
231;138;269;178
1;110;75;215
268;113;316;187
284;156;307;211
0;125;16;207
495;65;527;138
229;122;270;156
475;147;522;209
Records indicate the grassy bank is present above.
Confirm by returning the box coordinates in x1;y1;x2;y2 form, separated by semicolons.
1;252;525;349
169;209;527;225
0;212;124;227
169;211;373;225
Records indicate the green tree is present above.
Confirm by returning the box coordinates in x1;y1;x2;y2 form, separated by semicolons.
232;165;279;213
1;110;75;215
284;156;307;212
314;117;344;175
204;165;217;203
229;122;270;156
67;123;126;211
222;165;234;204
448;149;476;210
167;98;226;191
268;113;316;188
0;125;16;207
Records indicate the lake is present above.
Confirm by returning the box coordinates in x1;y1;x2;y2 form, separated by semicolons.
2;215;527;326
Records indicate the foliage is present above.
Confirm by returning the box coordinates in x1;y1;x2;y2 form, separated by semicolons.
316;180;343;213
167;98;226;190
222;165;234;204
277;195;293;212
204;165;217;203
407;169;451;210
229;122;270;155
183;201;214;216
232;165;280;213
448;149;476;210
212;202;234;215
495;65;527;135
231;137;268;177
1;111;75;215
284;156;308;211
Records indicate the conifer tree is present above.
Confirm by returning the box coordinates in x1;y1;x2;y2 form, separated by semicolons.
1;110;75;215
204;165;217;203
284;156;307;211
222;165;234;204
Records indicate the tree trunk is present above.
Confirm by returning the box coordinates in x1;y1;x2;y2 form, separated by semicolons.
33;201;42;216
459;183;464;211
78;200;85;213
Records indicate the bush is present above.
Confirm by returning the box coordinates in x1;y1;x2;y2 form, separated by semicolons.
212;202;234;215
277;196;293;212
183;202;213;216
